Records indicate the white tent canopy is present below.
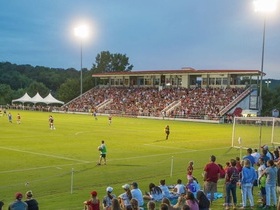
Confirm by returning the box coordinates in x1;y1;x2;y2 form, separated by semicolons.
43;93;64;105
12;92;64;105
12;92;32;103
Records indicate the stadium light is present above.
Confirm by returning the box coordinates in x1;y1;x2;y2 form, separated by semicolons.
74;24;89;97
253;0;278;116
265;80;271;88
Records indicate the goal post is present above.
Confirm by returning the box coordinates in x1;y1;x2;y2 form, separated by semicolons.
232;117;280;150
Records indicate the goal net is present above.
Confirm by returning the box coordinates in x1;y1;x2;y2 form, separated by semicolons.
232;117;280;150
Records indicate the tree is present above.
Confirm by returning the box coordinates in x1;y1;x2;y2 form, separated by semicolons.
91;51;133;73
57;79;80;102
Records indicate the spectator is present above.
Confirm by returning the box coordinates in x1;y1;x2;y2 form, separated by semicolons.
257;157;266;208
130;198;140;210
251;149;260;165
130;182;144;207
277;165;280;210
196;191;210;210
172;195;186;209
8;192;28;210
24;191;39;210
118;184;132;209
173;179;186;196
111;198;121;210
159;180;173;199
240;159;257;209
161;198;175;210
0;201;4;210
224;159;239;210
203;155;220;203
160;203;169;210
261;160;277;208
143;183;163;201
84;190;100;210
242;148;255;166
102;187;116;210
186;161;194;181
147;201;156;210
185;192;199;210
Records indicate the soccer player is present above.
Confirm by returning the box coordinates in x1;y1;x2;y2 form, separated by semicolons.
165;125;170;140
8;112;12;123
17;113;21;124
108;115;112;125
97;140;107;165
49;115;55;130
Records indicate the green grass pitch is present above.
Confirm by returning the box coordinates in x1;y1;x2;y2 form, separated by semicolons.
0;111;271;209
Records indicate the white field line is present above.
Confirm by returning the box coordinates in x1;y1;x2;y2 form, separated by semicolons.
143;144;197;151
0;145;230;174
0;146;90;163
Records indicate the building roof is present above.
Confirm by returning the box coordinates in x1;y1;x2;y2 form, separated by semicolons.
92;69;263;77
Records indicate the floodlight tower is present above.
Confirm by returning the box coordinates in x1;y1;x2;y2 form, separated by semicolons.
74;24;89;97
253;0;278;116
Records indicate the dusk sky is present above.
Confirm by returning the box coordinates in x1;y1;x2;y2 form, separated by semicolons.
0;1;279;79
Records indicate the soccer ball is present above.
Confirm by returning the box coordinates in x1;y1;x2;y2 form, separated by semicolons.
98;146;102;151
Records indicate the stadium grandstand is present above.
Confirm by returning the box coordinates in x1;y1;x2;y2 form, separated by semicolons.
62;68;263;122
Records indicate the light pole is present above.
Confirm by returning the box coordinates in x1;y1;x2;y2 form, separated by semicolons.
253;0;278;116
74;24;89;97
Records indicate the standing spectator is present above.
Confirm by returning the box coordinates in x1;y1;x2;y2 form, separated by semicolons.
24;191;39;210
224;159;239;210
235;157;242;173
257;157;266;207
130;182;144;207
8;192;28;210
165;125;170;140
102;187;116;210
97;140;107;165
196;191;210;210
203;155;220;204
84;190;100;210
240;159;257;209
187;161;194;181
277;165;280;210
261;160;277;208
118;184;132;209
251;149;260;165
242;148;255;166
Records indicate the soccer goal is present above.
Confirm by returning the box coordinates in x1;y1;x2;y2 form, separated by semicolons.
231;117;280;150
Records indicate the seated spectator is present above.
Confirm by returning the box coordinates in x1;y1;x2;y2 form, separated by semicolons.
24;191;39;210
84;190;100;210
130;182;144;207
185;192;199;210
161;198;176;210
172;195;186;210
147;201;156;210
111;198;121;210
196;191;210;210
143;183;163;201
173;179;186;196
102;187;116;210
159;179;176;200
160;203;169;210
0;201;4;210
186;178;200;198
118;184;132;209
181;204;191;210
130;198;140;210
8;192;28;210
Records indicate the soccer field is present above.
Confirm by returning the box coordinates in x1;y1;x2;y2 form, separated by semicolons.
0;111;268;209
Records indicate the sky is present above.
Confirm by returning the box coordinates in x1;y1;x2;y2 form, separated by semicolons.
0;1;280;79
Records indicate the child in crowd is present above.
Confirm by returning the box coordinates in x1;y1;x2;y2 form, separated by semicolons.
84;190;100;210
187;161;194;180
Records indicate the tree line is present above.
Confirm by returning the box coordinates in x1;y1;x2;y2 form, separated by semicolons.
0;51;133;105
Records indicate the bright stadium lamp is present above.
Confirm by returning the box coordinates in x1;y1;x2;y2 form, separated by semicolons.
74;24;89;97
253;0;278;116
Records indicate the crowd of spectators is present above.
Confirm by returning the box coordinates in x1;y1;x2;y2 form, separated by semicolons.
62;87;244;120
